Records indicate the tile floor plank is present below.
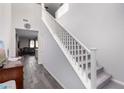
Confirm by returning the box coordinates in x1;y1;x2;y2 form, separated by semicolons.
23;55;63;89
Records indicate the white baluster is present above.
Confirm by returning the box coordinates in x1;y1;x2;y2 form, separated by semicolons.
90;48;97;89
85;52;88;82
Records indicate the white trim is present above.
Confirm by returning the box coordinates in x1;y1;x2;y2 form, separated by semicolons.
42;63;65;89
112;78;124;86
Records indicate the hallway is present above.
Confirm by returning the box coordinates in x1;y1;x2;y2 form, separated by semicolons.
23;55;63;89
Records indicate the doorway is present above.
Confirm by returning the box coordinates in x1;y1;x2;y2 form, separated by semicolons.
16;28;38;60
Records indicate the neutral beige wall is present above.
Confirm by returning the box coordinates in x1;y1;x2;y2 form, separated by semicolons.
10;4;43;64
0;4;11;57
10;3;42;57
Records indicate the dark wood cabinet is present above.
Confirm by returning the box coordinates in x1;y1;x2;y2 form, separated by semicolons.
0;61;23;89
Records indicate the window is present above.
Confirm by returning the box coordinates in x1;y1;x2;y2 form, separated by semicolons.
30;40;35;48
29;40;38;48
36;40;38;48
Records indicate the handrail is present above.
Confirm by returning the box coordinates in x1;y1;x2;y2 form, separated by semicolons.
42;8;91;54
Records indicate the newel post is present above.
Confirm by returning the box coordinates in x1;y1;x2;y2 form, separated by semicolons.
90;48;97;89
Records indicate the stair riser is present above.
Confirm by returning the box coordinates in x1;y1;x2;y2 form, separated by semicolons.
88;67;104;79
97;67;104;73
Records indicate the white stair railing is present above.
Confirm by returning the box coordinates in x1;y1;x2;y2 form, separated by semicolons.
42;7;97;89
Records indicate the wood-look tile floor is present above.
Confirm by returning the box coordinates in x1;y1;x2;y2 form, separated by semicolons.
22;55;124;89
22;55;63;89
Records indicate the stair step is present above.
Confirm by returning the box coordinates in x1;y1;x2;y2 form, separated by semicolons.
88;64;104;79
86;64;112;88
97;71;112;89
96;64;104;73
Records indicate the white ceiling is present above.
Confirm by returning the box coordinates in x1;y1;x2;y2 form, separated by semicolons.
16;29;38;39
45;3;62;17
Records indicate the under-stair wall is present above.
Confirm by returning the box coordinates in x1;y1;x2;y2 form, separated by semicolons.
40;16;85;89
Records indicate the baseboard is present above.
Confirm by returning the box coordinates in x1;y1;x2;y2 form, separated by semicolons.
112;78;124;86
42;63;65;89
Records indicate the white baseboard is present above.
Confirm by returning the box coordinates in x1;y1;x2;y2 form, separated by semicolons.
42;64;65;89
112;78;124;86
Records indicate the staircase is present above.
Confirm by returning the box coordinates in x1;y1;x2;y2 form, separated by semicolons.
41;6;112;89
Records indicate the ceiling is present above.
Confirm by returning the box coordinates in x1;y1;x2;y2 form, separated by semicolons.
16;29;38;39
45;3;63;17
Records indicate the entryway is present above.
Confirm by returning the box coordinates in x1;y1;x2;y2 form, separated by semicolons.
16;29;38;60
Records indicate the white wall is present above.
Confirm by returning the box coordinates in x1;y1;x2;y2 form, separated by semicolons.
10;3;42;64
0;4;11;57
40;20;85;88
11;3;42;30
58;3;124;83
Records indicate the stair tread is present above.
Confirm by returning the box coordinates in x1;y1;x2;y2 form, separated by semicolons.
96;71;112;88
